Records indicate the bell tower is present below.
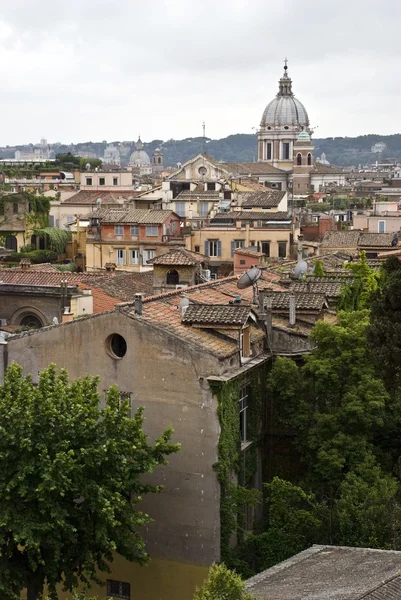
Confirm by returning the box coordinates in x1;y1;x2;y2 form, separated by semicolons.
292;131;314;196
152;147;164;174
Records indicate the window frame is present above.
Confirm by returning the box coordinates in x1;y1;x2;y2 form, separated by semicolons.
208;240;219;257
174;202;186;217
114;224;124;236
129;248;139;264
106;579;131;599
378;220;386;233
278;241;287;258
99;177;105;186
239;384;249;443
86;177;92;186
130;224;139;236
115;248;126;265
145;225;158;237
113;177;118;186
143;249;155;263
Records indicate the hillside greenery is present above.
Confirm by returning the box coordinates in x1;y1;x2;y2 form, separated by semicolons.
3;133;401;169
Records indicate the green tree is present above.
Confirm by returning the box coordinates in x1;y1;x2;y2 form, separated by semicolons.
337;251;380;311
312;259;325;277
368;257;401;393
193;563;253;600
0;364;180;600
335;455;401;549
79;158;102;170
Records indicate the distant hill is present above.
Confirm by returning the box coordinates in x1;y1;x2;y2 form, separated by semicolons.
2;133;401;168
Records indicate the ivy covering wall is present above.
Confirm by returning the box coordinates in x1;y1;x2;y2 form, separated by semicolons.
210;361;268;563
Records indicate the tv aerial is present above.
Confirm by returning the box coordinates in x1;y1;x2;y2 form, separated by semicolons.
237;266;262;304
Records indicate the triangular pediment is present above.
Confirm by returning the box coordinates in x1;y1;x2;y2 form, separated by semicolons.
167;153;230;181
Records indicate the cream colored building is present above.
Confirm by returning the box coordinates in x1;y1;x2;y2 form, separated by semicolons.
80;170;134;191
185;211;298;276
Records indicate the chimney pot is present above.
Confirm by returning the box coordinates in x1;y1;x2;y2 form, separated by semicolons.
289;294;296;327
134;293;143;315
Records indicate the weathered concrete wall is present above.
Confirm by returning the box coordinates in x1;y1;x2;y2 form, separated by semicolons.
4;310;223;567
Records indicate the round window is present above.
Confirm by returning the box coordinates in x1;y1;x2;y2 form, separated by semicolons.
198;166;207;176
106;334;127;359
284;125;289;130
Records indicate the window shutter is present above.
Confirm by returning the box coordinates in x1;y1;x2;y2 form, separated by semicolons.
115;250;119;264
122;250;126;265
231;240;236;257
217;240;222;257
204;241;209;257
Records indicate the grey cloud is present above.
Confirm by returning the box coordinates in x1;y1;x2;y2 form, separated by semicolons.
0;0;400;144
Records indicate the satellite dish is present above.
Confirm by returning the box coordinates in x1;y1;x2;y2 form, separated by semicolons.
294;260;308;279
237;266;262;290
178;296;190;316
53;317;59;325
96;198;102;205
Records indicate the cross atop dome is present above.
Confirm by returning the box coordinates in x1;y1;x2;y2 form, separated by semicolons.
278;58;292;96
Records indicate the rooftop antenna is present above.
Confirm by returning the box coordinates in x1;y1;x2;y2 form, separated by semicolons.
237;266;262;304
202;121;206;153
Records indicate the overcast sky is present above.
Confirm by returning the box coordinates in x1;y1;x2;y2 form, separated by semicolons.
0;0;400;146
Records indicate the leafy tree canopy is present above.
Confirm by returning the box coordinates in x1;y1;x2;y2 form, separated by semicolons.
0;364;179;600
193;563;252;600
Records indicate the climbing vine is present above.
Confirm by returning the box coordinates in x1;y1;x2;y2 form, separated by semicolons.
210;362;268;562
33;227;70;254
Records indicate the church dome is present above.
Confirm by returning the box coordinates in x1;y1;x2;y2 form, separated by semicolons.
129;136;150;166
260;63;309;129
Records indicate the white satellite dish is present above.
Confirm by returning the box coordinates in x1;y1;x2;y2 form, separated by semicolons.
294;260;308;279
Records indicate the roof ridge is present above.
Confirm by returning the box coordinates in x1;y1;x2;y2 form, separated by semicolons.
142;275;238;303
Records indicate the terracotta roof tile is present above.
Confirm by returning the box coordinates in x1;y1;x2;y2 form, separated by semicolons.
240;190;286;208
182;304;251;326
211;211;291;222
88;208;176;224
147;248;208;266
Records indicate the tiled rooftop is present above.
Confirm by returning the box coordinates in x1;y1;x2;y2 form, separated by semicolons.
322;230;396;249
289;280;345;298
311;163;345;174
268;291;329;311
87;208;176;224
211;211;291;222
148;248;207;266
359;232;396;247
245;545;401;600
123;272;284;358
221;161;283;175
240;190;286;208
321;231;361;248
61;190;140;205
0;269;154;305
182;304;251;326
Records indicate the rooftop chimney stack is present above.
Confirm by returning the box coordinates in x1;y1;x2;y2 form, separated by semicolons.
134;293;143;316
62;307;73;323
289;293;296;328
105;262;117;275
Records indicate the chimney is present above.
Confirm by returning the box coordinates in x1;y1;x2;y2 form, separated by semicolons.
105;262;116;274
134;293;143;315
62;307;73;323
297;235;304;262
289;293;296;328
20;258;31;270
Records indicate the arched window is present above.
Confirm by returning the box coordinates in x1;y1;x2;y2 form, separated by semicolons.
5;235;17;251
158;157;161;164
19;314;43;329
166;269;179;285
307;153;312;166
296;153;302;166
